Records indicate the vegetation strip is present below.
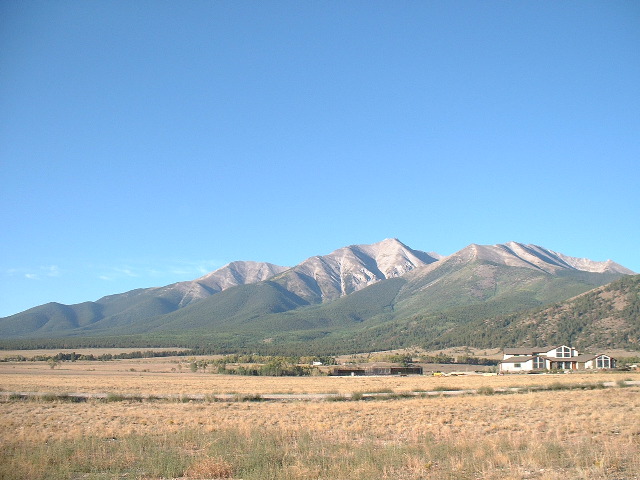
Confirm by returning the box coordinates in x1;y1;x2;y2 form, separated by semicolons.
2;380;637;404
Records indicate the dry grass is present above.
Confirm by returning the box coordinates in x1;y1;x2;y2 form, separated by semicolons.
1;357;639;479
1;387;639;479
3;387;639;441
183;457;234;478
1;357;637;395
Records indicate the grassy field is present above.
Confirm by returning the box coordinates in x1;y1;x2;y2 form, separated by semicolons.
1;357;637;395
1;354;639;479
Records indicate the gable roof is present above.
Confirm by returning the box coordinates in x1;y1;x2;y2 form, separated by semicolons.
504;346;559;356
500;356;536;364
504;348;534;355
572;353;614;362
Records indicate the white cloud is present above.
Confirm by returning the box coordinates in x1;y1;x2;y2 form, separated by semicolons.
10;265;62;281
97;265;140;281
43;265;61;277
114;267;139;277
96;260;221;282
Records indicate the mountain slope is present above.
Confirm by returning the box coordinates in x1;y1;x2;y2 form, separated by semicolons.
0;240;634;354
270;238;438;303
393;242;629;316
0;261;287;338
0;239;436;338
192;242;629;353
429;274;640;351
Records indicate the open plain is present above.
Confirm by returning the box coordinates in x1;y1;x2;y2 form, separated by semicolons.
1;353;639;479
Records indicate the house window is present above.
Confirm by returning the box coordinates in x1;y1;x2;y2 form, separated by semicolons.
556;346;572;358
596;356;611;368
514;363;521;368
555;361;573;370
533;356;545;369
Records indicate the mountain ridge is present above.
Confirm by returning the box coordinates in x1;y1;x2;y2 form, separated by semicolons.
0;239;635;352
270;238;439;303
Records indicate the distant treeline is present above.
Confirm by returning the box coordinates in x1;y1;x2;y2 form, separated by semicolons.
201;355;334;377
0;351;337;368
421;354;499;366
0;350;189;362
380;353;499;366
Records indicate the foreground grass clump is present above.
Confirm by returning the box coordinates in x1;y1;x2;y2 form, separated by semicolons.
1;424;639;480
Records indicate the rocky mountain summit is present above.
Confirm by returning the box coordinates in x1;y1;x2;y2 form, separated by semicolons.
450;242;633;275
271;238;439;303
0;239;634;350
163;261;289;308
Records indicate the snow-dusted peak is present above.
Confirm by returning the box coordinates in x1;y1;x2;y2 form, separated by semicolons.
543;249;634;274
145;261;289;309
196;261;289;291
276;238;440;301
446;241;634;275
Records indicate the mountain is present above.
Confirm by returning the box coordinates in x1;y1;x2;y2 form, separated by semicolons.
0;239;635;354
270;238;439;303
449;242;632;274
0;239;435;338
0;261;288;337
187;241;631;354
430;274;640;351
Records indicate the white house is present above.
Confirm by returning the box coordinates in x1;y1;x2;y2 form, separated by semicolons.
499;345;616;373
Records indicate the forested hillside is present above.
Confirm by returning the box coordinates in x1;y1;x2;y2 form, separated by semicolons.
429;274;640;351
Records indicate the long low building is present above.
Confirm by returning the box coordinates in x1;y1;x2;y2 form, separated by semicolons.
330;364;423;376
499;345;616;373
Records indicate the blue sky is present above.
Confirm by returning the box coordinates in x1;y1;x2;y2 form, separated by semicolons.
1;1;638;317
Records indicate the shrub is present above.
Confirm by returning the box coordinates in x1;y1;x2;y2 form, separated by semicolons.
105;393;126;402
325;394;348;402
548;382;570;391
477;386;495;395
233;393;263;402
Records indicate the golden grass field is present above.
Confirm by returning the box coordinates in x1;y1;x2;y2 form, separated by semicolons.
1;352;639;479
2;354;637;395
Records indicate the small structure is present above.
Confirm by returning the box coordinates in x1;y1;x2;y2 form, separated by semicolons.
330;364;423;376
331;367;366;376
499;345;616;373
367;366;423;376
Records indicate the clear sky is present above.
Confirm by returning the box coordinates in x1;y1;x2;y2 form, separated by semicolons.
1;1;638;317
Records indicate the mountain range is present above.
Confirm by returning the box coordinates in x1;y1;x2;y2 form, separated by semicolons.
0;239;636;354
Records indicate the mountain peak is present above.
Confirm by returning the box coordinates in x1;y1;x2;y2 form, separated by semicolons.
196;261;289;291
450;242;635;275
0;238;633;347
274;239;439;302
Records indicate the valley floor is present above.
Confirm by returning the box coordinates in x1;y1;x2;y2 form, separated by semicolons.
1;356;639;479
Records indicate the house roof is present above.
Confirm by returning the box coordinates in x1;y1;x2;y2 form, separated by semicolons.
502;353;614;363
503;346;560;355
500;356;536;364
503;348;535;355
572;353;614;362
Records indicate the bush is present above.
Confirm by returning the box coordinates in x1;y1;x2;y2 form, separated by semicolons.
233;393;264;402
105;393;126;402
325;395;348;402
477;386;495;395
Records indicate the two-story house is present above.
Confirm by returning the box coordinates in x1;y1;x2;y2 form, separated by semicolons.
499;345;616;373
